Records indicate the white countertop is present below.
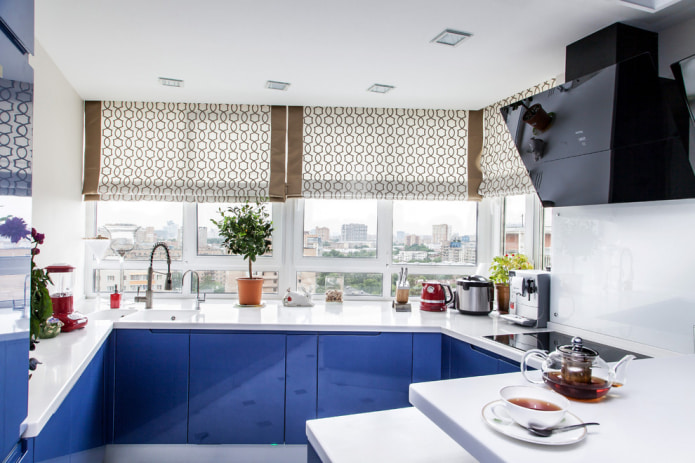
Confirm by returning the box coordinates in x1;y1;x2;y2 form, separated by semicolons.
22;298;679;440
410;354;695;463
306;407;477;463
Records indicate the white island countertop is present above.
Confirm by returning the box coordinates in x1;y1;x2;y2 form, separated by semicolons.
410;354;695;463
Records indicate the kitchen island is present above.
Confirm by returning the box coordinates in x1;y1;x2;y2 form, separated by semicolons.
23;300;680;462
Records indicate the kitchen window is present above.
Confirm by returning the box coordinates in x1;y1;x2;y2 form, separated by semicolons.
86;196;541;300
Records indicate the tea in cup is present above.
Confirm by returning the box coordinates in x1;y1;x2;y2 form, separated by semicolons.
494;385;569;430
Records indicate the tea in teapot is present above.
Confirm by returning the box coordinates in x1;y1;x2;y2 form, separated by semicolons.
521;336;634;400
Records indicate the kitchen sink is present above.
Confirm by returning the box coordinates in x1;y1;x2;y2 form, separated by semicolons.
122;310;202;323
87;309;137;321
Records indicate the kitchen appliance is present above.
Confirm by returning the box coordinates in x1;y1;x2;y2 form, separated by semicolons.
46;264;88;332
420;281;453;312
454;276;494;315
521;336;635;400
500;23;695;207
502;270;550;328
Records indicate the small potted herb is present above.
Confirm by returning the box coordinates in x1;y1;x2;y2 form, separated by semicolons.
212;201;273;306
488;254;533;313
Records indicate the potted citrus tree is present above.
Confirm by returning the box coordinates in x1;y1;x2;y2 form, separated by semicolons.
212;201;273;306
488;254;533;313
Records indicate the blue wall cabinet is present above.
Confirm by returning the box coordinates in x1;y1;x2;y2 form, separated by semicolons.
34;342;106;463
188;332;286;445
113;329;189;444
317;333;412;418
1;337;29;460
285;334;318;444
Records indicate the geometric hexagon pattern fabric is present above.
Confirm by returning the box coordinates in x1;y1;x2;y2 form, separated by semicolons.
299;106;470;200
93;101;273;202
478;78;556;198
0;78;33;197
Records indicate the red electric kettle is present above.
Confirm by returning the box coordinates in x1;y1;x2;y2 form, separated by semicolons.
420;281;454;312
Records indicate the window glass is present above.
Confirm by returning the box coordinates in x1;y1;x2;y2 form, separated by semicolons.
392;201;477;265
389;273;459;297
303;199;377;258
543;207;553;270
503;195;526;255
97;202;183;261
297;272;382;296
195;270;278;294
197;203;273;257
95;269;183;293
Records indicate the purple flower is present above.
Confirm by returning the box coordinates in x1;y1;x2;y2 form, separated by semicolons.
0;216;31;243
31;247;40;256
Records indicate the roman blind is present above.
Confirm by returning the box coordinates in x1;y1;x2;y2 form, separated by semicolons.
478;78;556;197
0;78;32;196
83;101;286;202
287;106;471;200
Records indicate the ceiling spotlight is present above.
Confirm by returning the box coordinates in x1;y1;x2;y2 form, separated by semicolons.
367;84;395;94
431;29;472;47
266;80;291;91
158;77;184;88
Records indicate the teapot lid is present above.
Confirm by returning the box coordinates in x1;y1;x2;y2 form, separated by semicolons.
557;336;598;360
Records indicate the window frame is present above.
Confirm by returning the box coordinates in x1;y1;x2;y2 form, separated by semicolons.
84;195;541;301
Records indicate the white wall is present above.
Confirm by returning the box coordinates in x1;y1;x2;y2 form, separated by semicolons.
29;42;85;297
550;19;695;354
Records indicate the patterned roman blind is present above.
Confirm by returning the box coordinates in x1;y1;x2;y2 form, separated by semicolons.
288;106;470;200
0;78;32;196
83;101;286;202
478;79;556;197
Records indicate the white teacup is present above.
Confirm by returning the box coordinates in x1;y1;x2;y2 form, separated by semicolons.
494;385;569;430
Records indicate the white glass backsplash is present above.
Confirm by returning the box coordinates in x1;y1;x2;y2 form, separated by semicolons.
550;198;695;353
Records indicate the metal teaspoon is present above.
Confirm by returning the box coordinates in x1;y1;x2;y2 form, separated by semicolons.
528;422;600;437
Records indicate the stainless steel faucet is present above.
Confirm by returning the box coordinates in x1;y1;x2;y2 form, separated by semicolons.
134;242;173;309
182;270;205;310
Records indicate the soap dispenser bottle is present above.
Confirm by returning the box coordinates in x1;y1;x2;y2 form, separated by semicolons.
110;285;121;309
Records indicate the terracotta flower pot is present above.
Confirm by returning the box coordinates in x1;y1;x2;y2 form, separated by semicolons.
237;277;264;306
495;284;510;314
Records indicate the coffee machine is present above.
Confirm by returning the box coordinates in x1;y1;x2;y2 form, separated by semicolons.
501;269;550;328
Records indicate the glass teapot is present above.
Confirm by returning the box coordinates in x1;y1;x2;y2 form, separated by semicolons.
521;336;635;400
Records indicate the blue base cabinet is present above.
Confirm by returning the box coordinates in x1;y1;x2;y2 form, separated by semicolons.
285;334;318;444
443;336;520;379
113;329;189;444
1;337;29;460
188;332;286;444
33;341;106;462
317;333;413;418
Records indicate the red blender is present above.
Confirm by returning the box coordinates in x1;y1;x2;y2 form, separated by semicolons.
46;264;88;332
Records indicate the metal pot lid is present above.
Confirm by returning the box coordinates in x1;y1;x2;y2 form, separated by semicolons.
558;336;598;359
456;275;492;288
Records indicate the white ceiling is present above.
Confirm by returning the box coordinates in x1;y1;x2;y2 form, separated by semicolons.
35;0;695;110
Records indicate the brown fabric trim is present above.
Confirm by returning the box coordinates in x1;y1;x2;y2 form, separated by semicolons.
269;106;287;202
467;109;484;201
285;106;304;198
83;101;102;201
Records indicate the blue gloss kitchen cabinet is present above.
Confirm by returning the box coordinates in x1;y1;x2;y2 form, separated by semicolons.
317;333;413;418
188;331;286;445
443;336;520;379
33;341;107;463
0;1;33;461
285;334;318;444
113;329;189;444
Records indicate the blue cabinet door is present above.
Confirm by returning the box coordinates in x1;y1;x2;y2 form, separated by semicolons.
412;333;442;383
113;329;189;444
1;337;28;460
34;342;106;463
317;333;412;418
498;356;520;374
188;332;286;445
447;337;500;379
285;334;317;444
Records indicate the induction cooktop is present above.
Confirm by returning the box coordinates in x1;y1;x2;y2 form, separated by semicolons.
483;331;650;362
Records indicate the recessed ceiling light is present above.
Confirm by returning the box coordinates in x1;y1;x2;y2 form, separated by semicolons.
618;0;681;12
431;29;472;47
367;84;395;94
158;77;184;88
266;80;291;91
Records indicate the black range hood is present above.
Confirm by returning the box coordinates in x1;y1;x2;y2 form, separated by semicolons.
501;23;695;207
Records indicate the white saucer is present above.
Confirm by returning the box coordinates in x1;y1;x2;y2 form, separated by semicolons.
481;400;588;445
